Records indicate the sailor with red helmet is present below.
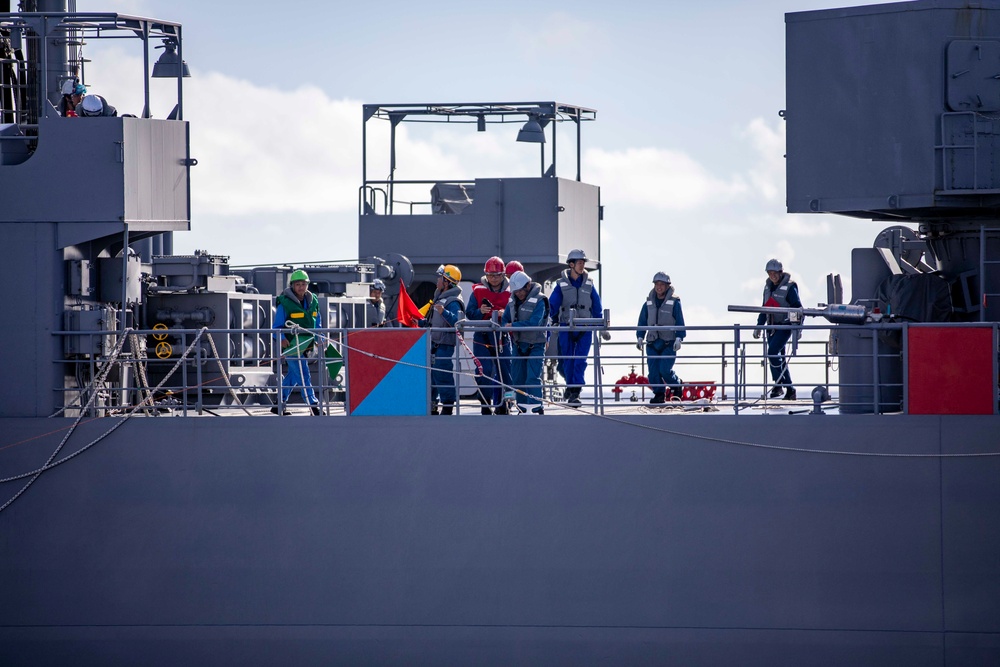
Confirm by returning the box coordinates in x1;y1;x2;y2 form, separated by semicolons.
754;259;801;400
466;256;513;414
504;260;524;278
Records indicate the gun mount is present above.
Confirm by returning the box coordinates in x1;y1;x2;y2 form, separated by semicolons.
728;304;869;325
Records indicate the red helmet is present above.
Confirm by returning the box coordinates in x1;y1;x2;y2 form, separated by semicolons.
484;256;505;274
505;260;524;278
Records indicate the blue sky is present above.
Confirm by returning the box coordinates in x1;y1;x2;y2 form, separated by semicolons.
82;0;896;348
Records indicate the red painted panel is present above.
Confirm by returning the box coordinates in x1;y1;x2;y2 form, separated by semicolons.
346;329;425;413
907;327;994;415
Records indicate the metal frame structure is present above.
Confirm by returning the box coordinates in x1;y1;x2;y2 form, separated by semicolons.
0;11;185;125
360;101;596;216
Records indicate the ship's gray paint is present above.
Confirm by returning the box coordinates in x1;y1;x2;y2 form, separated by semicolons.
0;114;191;418
0;116;190;226
1;415;997;665
786;0;1000;218
359;177;600;286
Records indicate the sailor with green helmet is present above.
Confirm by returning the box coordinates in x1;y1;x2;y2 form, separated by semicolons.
272;269;322;415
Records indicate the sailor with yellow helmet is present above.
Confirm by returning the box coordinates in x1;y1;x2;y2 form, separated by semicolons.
418;264;466;415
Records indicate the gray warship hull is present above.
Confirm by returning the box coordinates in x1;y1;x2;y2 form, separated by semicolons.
2;414;998;665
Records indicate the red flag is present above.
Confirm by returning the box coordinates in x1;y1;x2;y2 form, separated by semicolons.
396;279;424;328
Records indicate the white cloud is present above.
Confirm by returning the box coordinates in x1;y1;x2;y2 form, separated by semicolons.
584;146;748;210
742;116;786;201
85;51;363;216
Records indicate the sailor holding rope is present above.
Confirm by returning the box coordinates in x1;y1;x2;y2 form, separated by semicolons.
273;269;322;415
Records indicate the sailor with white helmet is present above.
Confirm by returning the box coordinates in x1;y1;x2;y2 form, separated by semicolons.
548;249;604;407
418;264;466;415
755;259;801;400
503;270;549;414
60;81;87;117
272;269;322;415
76;93;117;117
366;279;387;327
636;271;686;404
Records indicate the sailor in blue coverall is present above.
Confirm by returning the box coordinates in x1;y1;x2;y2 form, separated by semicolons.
548;249;603;407
755;258;802;400
636;272;686;403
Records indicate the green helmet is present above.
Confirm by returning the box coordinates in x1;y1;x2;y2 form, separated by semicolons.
289;269;310;284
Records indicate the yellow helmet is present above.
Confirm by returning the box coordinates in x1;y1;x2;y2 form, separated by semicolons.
437;264;462;284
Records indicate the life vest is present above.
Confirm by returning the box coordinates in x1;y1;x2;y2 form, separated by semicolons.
276;289;319;348
508;283;548;345
555;269;594;324
644;286;679;343
366;299;386;327
762;274;796;325
429;285;465;346
472;279;512;315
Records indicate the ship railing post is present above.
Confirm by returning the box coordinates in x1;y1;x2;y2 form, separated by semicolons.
733;325;742;415
871;325;880;414
719;342;728;401
901;322;909;415
342;326;350;417
180;332;188;417
195;339;203;416
825;328;831;391
89;347;97;418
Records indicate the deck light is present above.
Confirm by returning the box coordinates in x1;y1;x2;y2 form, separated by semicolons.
516;116;546;143
152;38;191;78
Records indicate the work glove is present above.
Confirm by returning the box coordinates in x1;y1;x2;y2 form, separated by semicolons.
673;339;682;352
600;330;611;341
752;329;762;340
635;341;644;351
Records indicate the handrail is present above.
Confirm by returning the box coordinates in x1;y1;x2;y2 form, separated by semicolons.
49;322;999;417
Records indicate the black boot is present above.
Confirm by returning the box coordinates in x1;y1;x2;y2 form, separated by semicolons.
650;392;666;405
768;385;784;399
566;387;582;407
441;403;454;416
784;387;797;401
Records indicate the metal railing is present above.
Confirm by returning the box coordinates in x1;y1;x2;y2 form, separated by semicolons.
51;321;1000;417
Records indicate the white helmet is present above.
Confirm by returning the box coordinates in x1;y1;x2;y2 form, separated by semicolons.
79;95;103;116
765;258;783;273
652;271;671;284
567;249;588;263
508;271;531;292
